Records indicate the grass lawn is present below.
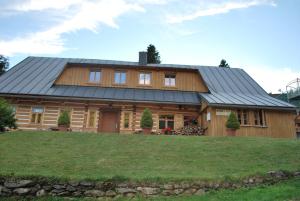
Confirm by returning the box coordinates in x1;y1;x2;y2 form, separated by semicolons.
2;179;300;201
0;131;299;181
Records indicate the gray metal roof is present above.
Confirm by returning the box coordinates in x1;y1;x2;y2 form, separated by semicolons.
196;66;295;109
0;56;295;109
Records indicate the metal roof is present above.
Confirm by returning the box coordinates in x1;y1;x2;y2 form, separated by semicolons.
0;56;295;109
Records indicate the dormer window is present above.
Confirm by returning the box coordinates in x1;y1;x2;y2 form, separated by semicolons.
164;74;176;87
139;72;151;85
114;71;126;84
89;70;101;83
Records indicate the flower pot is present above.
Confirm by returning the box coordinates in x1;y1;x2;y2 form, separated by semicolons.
142;128;152;134
58;125;69;132
226;128;236;136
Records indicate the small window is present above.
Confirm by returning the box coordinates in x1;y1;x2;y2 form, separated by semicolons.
254;110;266;126
11;105;16;115
159;115;174;130
123;112;130;129
31;107;44;124
88;110;96;127
237;110;249;125
89;70;101;83
139;73;151;85
164;74;176;87
114;71;126;84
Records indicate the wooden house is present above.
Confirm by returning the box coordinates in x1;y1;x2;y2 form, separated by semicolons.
0;52;296;138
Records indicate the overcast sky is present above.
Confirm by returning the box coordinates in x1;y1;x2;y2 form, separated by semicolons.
0;0;299;93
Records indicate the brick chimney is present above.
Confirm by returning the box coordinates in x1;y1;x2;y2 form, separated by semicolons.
139;51;147;65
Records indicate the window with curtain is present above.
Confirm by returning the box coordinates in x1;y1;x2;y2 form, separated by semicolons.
31;107;44;124
88;110;96;127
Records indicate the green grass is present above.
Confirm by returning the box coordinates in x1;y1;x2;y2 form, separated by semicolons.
2;179;300;201
0;131;299;181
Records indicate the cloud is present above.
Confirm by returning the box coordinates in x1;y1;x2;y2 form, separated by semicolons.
166;0;276;24
244;65;300;93
0;0;145;56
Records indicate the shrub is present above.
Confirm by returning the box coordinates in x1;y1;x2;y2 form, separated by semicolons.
226;112;240;130
140;108;153;129
0;98;17;132
58;111;70;126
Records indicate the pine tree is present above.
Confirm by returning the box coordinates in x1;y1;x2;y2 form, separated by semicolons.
226;112;240;130
147;44;161;64
0;55;9;76
140;108;153;128
219;59;230;68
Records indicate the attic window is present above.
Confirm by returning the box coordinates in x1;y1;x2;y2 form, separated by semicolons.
139;73;151;85
164;74;176;87
89;70;101;83
114;71;126;84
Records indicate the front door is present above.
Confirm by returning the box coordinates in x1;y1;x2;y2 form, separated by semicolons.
100;111;120;133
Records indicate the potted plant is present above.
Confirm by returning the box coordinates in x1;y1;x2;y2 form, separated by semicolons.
58;110;70;131
225;112;240;136
140;108;153;134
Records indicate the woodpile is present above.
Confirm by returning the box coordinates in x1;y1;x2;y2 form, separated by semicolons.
173;125;204;136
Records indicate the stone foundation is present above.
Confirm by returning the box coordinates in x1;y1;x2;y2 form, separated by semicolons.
0;171;299;199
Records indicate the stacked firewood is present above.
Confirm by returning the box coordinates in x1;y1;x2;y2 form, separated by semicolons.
173;125;204;136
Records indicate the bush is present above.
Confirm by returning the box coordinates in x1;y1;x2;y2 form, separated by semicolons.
226;112;240;130
58;111;70;126
140;108;153;129
0;98;17;132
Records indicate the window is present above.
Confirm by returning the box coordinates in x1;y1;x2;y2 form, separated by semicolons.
139;73;151;85
159;115;174;129
114;71;126;84
89;70;101;83
123;112;130;129
11;106;16;115
31;107;44;124
254;110;266;126
164;74;176;87
88;110;96;127
237;110;249;125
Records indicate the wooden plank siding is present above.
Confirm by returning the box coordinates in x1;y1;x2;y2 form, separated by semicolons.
204;106;296;138
55;65;208;92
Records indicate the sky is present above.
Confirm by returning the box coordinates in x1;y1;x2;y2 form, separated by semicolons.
0;0;299;93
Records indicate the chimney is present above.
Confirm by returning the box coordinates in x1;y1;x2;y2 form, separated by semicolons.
139;51;147;65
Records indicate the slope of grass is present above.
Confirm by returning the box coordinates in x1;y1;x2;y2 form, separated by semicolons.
2;179;300;201
0;131;299;181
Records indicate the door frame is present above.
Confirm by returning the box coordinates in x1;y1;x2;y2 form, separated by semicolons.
98;108;121;133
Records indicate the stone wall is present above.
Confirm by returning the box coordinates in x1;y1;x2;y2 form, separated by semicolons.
0;171;299;199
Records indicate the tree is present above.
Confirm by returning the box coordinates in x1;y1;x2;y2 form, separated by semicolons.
0;55;9;76
0;98;17;132
147;44;161;64
219;59;230;68
58;110;70;126
226;112;240;130
140;108;153;128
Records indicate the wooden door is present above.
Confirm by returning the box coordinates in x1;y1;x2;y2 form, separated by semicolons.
100;111;120;133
